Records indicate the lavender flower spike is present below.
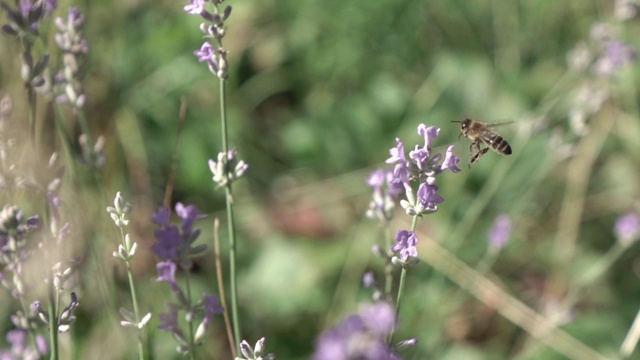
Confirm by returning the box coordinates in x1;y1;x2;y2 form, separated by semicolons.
208;149;248;188
380;123;460;218
313;302;410;360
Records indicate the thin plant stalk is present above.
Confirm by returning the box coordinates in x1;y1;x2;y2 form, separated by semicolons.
184;270;195;360
388;215;418;344
27;85;37;151
118;226;145;360
47;280;59;360
213;218;237;358
384;225;393;299
218;76;242;354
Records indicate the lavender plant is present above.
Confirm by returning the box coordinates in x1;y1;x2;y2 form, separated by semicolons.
0;205;45;358
184;0;248;355
106;192;151;360
325;124;461;358
152;202;224;357
0;0;56;151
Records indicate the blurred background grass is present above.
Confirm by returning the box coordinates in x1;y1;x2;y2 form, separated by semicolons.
1;0;640;359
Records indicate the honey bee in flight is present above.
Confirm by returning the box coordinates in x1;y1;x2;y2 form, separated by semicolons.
452;118;512;166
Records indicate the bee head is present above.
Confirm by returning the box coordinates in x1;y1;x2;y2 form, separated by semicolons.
451;119;470;139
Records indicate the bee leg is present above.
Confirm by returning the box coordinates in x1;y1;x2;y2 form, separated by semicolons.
468;140;481;154
470;147;490;165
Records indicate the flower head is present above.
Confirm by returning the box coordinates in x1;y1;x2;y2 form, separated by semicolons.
313;302;407;360
202;294;224;328
1;0;56;37
151;203;207;267
380;124;460;217
208;149;248;188
390;230;418;261
53;7;89;108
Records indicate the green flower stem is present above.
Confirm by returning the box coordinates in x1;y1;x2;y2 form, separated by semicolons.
219;76;242;354
21;38;37;152
388;215;419;344
184;269;195;360
48;281;59;360
118;227;145;360
384;225;393;299
27;85;37;152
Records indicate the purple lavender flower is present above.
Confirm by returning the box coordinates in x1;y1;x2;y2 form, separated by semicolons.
488;214;512;251
187;0;233;79
152;225;182;260
194;42;216;65
386;138;406;164
201;294;224;329
441;145;462;172
313;302;409;360
151;203;207;267
417;124;439;150
365;168;404;222
416;182;444;211
1;0;56;36
390;230;418;261
157;308;180;333
382;124;460;216
184;0;206;14
614;212;640;247
593;40;636;77
156;261;178;289
1;329;48;358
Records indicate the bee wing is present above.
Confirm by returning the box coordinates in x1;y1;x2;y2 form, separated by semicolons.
484;121;514;128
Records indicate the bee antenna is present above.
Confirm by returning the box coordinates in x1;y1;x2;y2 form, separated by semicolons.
451;120;461;123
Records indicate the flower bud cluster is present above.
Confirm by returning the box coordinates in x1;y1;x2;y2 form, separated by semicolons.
1;0;56;88
53;7;89;108
208;149;248;189
184;0;233;80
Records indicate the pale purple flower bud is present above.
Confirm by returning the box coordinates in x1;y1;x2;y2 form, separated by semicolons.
386;138;406;164
184;0;206;15
593;41;636;77
488;214;512;251
417;124;440;151
441;145;461;173
409;146;429;170
614;212;640;247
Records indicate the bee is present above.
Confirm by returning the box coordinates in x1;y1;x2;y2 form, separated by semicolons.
452;118;512;166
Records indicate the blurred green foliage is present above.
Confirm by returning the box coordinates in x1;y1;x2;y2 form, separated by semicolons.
1;0;640;359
